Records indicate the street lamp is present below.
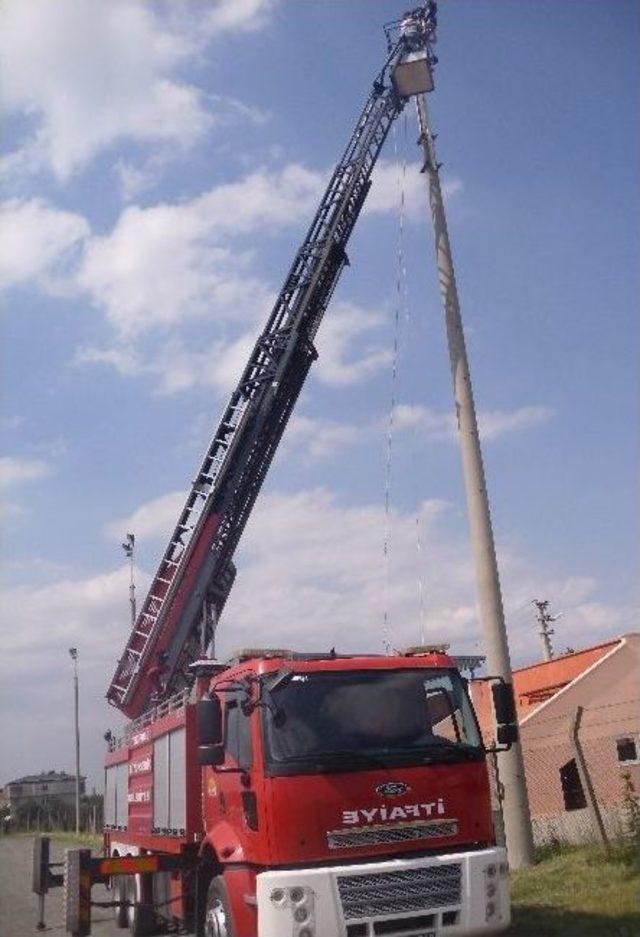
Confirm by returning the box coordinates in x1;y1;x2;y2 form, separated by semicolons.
68;648;80;836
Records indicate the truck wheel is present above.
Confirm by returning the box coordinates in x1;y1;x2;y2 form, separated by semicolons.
204;877;235;937
113;876;128;928
127;874;157;936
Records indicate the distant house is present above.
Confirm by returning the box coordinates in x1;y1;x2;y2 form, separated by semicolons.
4;771;86;808
472;632;639;844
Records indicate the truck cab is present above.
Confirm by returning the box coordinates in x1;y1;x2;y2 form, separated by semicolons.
195;648;511;937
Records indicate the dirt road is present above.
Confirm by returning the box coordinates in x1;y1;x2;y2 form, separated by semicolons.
0;835;116;937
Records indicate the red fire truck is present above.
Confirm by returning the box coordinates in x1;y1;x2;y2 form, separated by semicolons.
33;5;519;935
98;648;515;937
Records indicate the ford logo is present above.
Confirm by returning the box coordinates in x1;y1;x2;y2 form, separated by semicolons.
375;781;410;798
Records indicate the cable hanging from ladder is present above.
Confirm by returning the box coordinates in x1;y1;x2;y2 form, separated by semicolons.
381;113;410;655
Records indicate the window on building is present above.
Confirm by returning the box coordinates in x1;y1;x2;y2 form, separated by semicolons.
616;736;639;764
560;759;587;811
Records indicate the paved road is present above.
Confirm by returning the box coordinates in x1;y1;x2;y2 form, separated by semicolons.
0;836;117;937
2;834;544;937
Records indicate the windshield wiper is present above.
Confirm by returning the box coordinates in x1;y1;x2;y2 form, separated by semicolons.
415;741;480;761
277;749;386;765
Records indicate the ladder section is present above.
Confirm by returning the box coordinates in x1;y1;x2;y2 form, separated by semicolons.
107;11;438;717
107;400;247;711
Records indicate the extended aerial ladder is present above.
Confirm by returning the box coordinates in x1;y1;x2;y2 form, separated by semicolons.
107;3;438;719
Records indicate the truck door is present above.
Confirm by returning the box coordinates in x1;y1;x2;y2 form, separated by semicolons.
216;695;261;855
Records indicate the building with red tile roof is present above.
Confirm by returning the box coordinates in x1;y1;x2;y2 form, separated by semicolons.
472;633;639;844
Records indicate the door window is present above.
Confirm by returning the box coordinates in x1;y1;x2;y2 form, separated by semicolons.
224;699;253;769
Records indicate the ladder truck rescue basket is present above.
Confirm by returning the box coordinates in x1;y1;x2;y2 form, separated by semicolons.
392;51;434;96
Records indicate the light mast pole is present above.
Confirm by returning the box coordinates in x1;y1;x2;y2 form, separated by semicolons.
122;532;136;627
68;647;81;835
415;92;535;868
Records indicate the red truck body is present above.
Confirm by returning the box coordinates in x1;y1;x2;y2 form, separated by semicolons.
104;650;510;936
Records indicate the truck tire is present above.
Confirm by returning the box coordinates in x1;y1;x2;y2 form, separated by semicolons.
127;874;157;936
113;876;128;928
204;877;235;937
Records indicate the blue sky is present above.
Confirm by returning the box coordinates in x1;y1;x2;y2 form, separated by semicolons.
1;0;637;788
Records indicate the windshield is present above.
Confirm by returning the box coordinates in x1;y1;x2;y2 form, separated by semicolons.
263;669;482;772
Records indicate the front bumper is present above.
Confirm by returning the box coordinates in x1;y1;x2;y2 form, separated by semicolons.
256;847;510;937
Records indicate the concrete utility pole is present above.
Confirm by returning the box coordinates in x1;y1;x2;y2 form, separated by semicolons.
68;647;81;835
532;598;558;661
415;93;535;868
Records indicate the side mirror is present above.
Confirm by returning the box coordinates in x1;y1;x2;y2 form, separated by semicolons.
497;723;518;746
491;681;517;726
197;696;222;746
488;680;518;751
198;744;225;767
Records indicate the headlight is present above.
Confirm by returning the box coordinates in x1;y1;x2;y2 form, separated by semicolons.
486;883;496;898
485;864;497;878
290;887;305;903
270;888;286;905
294;906;309;922
486;900;496;919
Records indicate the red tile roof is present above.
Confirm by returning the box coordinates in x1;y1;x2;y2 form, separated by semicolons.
470;636;623;737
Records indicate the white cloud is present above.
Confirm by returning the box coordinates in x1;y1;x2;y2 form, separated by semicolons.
366;160;463;220
76;329;262;396
0;0;277;184
0;0;217;180
0;456;50;488
285;415;366;463
0;566;149;662
281;402;554;465
395;403;554;442
0;563;151;784
204;0;277;34
104;491;184;543
219;488;631;662
76;165;321;338
77;298;391;397
478;406;554;441
315;301;392;386
103;484;630;665
0;199;89;289
2;484;632;787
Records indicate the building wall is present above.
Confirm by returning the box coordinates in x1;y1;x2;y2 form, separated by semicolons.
7;776;85;805
471;633;639;844
520;634;640;832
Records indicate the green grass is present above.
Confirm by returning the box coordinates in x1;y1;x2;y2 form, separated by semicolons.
3;829;102;849
509;843;640;936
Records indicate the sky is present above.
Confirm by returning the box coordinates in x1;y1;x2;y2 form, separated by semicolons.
0;0;638;790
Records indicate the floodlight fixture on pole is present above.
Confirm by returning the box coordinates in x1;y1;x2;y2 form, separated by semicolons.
415;90;535;868
68;647;81;836
122;532;136;627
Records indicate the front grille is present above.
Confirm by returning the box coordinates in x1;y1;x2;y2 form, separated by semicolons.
328;820;458;849
338;863;462;919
